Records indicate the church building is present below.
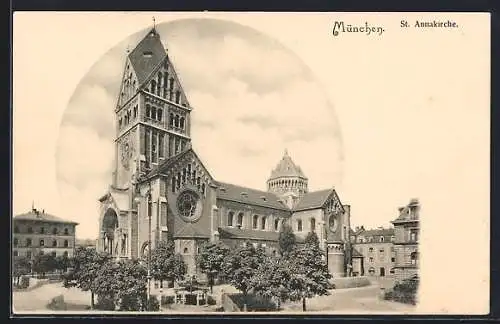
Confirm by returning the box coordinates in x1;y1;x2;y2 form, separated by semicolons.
97;26;352;278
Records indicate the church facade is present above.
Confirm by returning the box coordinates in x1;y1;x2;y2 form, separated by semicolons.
96;27;352;278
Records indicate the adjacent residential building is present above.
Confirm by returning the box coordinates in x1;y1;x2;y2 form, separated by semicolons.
391;198;420;281
13;205;78;259
95;26;352;278
351;226;396;278
76;238;97;250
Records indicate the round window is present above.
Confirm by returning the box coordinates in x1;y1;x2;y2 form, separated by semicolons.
176;190;202;222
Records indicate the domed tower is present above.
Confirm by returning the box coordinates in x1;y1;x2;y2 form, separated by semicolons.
267;150;308;209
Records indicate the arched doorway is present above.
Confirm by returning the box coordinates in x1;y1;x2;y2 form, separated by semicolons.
102;208;118;255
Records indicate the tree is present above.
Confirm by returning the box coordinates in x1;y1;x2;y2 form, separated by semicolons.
278;223;296;256
63;247;111;309
12;256;31;285
250;255;292;309
32;253;57;277
150;241;187;287
55;255;71;273
197;241;230;293
304;231;320;246
287;236;332;311
222;242;265;296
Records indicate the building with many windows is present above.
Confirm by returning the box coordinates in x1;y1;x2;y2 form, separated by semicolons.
392;198;420;281
96;26;353;278
13;205;78;260
351;226;396;278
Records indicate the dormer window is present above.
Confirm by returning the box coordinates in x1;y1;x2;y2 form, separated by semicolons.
143;51;153;58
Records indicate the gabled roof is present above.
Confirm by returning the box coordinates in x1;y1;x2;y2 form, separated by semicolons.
293;189;333;211
174;223;210;239
14;210;78;225
214;181;289;211
143;147;213;182
128;28;167;85
268;150;307;180
392;198;420;224
356;228;394;237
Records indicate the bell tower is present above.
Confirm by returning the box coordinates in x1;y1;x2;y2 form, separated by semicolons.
267;150;308;209
113;27;193;189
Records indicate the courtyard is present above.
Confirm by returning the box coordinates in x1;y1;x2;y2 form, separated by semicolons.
12;277;416;314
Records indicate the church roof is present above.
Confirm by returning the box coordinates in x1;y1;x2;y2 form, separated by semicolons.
293;189;333;211
128;28;167;85
173;223;210;239
214;181;289;211
14;209;78;225
268;150;307;181
218;227;280;242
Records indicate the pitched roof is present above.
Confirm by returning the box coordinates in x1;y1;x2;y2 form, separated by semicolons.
14;210;78;225
128;28;167;85
218;227;280;242
293;189;333;211
174;223;210;239
392;198;420;223
143;147;193;179
357;228;394;237
214;181;289;211
268;150;307;180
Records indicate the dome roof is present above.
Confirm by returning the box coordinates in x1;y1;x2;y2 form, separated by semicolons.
268;150;308;180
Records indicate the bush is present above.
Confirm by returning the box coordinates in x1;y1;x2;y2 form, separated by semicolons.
229;293;277;312
207;295;217;306
95;295;116;311
18;276;30;289
47;295;67;310
161;295;175;305
147;295;160;311
384;276;419;305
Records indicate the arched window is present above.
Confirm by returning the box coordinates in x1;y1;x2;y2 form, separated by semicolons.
146;104;151;118
64;240;69;248
171;176;176;193
380;236;384;242
180;117;185;129
63;251;68;257
13;238;18;247
390;268;395;274
201;183;206;195
410;251;418;265
261;217;267;230
174;115;180;128
297;219;303;232
310;218;316;232
169;113;174;127
183;247;189;254
368;267;375;275
151;80;156;94
64;228;69;235
369;247;374;253
52;227;58;235
253;215;259;229
52;240;57;247
27;227;33;234
175;91;181;104
26;238;32;247
157;109;163;121
227;212;234;227
151;106;157;120
40;239;45;247
274;219;280;231
237;213;244;228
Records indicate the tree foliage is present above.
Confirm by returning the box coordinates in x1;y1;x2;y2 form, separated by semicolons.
32;253;57;276
278;224;296;256
12;256;31;284
150;241;187;284
222;242;265;295
197;241;230;291
250;256;292;308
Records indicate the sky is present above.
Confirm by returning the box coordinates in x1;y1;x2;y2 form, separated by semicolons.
13;13;491;314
